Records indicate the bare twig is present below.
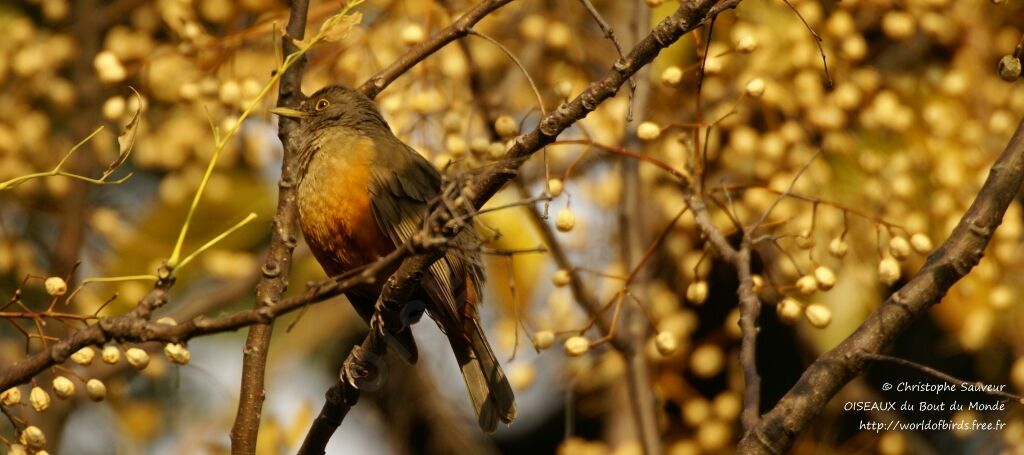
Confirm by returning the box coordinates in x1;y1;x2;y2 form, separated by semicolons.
779;0;832;89
863;353;1024;403
358;0;516;99
466;29;546;116
576;0;636;119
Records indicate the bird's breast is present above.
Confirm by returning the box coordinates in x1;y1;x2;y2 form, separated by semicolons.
297;135;393;276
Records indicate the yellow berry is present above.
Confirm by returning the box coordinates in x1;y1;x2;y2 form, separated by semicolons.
736;35;757;53
881;11;915;40
102;96;126;121
29;386;49;412
494;115;519;138
813;266;836;291
564;336;590;356
776;297;803;325
70;347;95;365
655;331;679;356
85;379;106;401
400;24;426;46
52;376;75;399
689;344;724;378
661;66;683;85
889;236;911;260
552;269;571;287
999;55;1022;82
547;178;564;197
532;330;555;350
21;426;45;449
745;78;766;98
555;208;576;232
878;257;901;285
637;121;661;141
509;364;536;391
910;233;933;254
751;274;765;293
44;277;67;296
796;275;818;295
164;343;191;365
829;237;849;258
1;387;21;406
102;346;120;364
554;80;573;98
125;347;150;370
805;304;832;328
488;142;507;159
686;280;709;305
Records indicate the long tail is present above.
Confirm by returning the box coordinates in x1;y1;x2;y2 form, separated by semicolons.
445;317;517;432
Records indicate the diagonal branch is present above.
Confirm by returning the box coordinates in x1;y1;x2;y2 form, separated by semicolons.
358;0;515;99
739;118;1024;453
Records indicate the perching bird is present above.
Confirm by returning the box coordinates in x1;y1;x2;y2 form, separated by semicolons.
271;85;516;431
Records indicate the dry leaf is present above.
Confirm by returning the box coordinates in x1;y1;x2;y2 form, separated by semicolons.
319;11;362;43
104;88;142;179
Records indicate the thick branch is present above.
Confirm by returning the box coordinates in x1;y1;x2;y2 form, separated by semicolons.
229;0;311;451
739;118;1024;453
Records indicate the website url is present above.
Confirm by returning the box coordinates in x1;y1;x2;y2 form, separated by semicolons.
859;419;1006;433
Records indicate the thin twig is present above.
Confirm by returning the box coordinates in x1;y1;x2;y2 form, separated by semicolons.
863;353;1024;403
779;0;832;89
358;0;516;99
575;0;636;120
466;29;547;116
750;150;821;234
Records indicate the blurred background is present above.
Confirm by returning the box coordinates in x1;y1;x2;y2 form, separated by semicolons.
2;0;1024;453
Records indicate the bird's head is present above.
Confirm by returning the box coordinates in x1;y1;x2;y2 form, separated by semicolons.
270;85;387;133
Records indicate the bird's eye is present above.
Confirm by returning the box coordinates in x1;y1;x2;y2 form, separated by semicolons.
315;99;330;111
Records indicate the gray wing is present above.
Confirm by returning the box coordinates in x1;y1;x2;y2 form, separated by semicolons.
366;140;484;330
369;140;514;429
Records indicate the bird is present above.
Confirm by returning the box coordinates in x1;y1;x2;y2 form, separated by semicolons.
270;85;516;431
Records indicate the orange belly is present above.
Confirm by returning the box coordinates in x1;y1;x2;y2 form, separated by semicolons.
297;141;394;277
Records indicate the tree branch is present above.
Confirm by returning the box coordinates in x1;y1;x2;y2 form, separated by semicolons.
229;0;311;451
739;118;1024;453
735;242;761;431
0;246;409;392
357;0;515;99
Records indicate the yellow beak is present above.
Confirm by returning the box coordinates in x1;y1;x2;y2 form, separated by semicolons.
269;107;306;119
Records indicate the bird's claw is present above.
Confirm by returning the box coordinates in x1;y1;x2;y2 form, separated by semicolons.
369;311;387;336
